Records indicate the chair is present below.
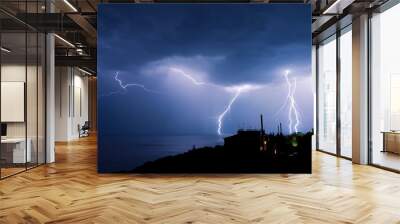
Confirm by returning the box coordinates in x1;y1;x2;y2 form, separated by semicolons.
78;121;90;138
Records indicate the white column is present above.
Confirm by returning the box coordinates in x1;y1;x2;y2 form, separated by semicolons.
352;14;369;164
312;45;317;150
45;0;55;163
46;33;55;163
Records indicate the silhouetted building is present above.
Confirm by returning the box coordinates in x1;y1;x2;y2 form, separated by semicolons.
224;129;267;152
224;114;267;152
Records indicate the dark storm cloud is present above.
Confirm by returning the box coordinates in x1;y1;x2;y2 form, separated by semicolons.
98;4;311;85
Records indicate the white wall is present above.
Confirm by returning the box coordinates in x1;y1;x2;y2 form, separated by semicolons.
72;73;89;138
1;63;46;164
312;45;317;150
1;65;27;139
55;67;89;141
1;64;41;137
55;66;70;141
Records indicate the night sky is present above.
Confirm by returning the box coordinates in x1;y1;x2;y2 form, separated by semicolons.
98;4;312;172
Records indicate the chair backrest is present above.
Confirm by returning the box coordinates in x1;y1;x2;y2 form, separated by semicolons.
82;121;90;129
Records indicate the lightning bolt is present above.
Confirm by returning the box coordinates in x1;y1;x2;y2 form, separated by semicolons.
283;70;300;133
216;84;261;136
166;67;264;136
106;67;267;136
169;67;206;85
291;78;300;133
101;72;160;97
217;88;242;136
114;72;159;94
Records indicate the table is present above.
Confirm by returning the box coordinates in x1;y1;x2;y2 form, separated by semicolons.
1;138;31;163
382;131;400;154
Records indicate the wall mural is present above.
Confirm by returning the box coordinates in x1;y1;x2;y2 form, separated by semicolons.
98;4;312;173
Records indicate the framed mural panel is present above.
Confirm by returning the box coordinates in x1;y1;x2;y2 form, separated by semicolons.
98;4;312;173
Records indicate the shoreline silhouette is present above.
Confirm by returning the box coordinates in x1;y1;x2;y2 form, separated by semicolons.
131;131;312;173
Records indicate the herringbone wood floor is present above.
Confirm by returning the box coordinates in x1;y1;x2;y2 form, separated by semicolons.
1;135;400;224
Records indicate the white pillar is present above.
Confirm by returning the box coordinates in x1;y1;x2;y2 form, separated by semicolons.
312;45;317;150
46;33;55;163
352;14;369;164
46;1;55;163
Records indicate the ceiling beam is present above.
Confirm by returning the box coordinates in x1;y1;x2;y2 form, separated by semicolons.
67;13;97;46
55;55;96;72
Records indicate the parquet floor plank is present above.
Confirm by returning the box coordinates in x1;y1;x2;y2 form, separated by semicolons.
1;135;399;223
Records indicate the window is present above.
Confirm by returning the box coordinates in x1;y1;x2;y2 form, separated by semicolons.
0;2;46;179
317;35;337;154
371;3;400;171
339;27;352;158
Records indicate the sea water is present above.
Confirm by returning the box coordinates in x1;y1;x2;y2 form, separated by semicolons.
99;135;225;172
